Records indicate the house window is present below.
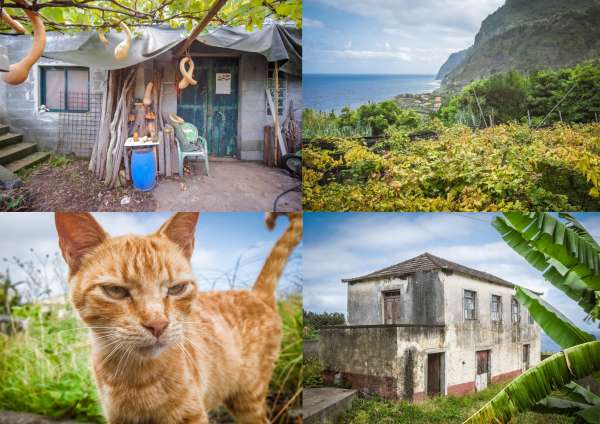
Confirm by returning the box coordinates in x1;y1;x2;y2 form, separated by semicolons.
40;66;89;112
266;62;287;116
383;290;401;324
491;295;502;322
511;297;521;323
464;290;477;320
528;312;534;324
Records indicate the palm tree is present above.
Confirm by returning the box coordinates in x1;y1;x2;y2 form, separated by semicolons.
466;212;600;423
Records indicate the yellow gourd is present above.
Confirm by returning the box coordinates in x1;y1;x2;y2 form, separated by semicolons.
1;10;25;33
178;57;197;89
114;21;131;60
2;9;46;85
143;82;153;106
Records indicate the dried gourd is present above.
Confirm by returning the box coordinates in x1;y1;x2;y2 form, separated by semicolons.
178;57;197;89
1;10;25;33
114;21;131;60
98;30;109;48
2;8;46;85
143;82;153;106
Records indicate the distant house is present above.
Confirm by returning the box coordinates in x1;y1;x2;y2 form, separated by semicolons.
319;253;541;400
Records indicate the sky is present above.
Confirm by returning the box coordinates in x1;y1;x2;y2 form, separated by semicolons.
303;0;505;74
303;212;600;333
0;212;301;299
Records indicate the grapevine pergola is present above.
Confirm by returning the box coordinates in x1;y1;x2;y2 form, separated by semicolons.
0;0;301;33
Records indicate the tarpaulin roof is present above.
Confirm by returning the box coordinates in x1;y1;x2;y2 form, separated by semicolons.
43;23;301;75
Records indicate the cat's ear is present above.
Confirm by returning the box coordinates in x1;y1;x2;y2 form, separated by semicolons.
55;213;108;275
156;213;199;259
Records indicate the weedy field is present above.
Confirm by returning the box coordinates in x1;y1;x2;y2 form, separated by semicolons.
0;296;302;423
303;123;600;212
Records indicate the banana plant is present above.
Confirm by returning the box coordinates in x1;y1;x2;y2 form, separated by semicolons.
465;212;600;423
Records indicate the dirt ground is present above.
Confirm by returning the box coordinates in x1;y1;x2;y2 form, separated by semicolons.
0;157;300;212
153;160;301;211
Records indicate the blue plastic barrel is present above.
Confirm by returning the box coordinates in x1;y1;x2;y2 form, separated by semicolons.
131;148;156;191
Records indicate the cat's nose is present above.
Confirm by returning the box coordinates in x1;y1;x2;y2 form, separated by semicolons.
142;320;169;338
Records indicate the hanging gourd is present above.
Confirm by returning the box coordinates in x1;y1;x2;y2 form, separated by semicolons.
143;82;153;106
178;57;197;90
1;10;25;33
114;21;131;60
98;30;109;48
2;8;46;85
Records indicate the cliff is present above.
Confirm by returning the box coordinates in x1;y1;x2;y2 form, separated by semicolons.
440;0;600;88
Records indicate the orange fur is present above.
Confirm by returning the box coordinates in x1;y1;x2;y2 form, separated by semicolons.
54;212;302;424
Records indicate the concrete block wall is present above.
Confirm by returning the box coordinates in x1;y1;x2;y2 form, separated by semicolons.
0;34;105;154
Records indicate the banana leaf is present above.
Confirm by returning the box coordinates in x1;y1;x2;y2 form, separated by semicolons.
578;404;600;423
537;396;590;410
464;341;600;424
516;287;595;349
493;215;599;315
564;381;600;405
559;213;600;250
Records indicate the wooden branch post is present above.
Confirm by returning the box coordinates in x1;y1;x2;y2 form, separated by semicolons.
174;0;228;57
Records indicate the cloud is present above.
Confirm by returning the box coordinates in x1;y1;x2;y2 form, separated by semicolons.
326;49;412;61
303;17;325;28
313;0;503;34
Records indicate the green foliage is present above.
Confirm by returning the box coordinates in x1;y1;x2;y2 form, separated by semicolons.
0;305;104;422
302;358;324;388
302;109;371;139
441;62;600;127
355;101;421;136
0;0;301;33
340;383;574;424
303;123;600;211
303;310;345;331
465;342;600;424
0;298;302;423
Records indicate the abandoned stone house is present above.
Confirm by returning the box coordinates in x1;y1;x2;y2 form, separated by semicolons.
0;24;301;166
319;253;541;400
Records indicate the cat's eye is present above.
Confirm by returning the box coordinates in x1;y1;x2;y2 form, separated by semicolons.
102;285;130;300
168;283;187;296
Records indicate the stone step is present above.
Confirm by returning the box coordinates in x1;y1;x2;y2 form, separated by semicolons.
0;142;37;165
0;132;23;148
0;125;9;136
6;151;50;173
303;388;357;424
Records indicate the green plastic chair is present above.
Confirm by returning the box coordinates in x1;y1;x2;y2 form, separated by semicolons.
171;121;209;177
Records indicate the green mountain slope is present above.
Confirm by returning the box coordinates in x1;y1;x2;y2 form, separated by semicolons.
441;0;600;88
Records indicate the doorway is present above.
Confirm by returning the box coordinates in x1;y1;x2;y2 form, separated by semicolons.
427;352;444;396
177;57;239;157
475;350;491;391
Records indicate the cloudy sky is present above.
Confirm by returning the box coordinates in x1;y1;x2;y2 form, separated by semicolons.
0;212;301;299
303;212;600;333
303;0;505;74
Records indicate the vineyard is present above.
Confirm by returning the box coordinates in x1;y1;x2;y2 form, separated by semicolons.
303;123;600;211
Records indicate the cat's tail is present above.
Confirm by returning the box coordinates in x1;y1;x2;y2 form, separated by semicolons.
252;212;302;305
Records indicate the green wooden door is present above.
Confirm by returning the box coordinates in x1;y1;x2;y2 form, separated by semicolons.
177;57;239;157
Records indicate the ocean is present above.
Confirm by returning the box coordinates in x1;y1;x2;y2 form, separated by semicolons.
303;73;440;113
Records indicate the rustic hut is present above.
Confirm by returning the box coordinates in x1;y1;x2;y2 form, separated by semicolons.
0;23;301;186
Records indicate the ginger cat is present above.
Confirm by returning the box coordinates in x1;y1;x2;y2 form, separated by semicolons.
54;212;302;424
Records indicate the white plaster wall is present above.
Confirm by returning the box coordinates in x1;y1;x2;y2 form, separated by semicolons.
441;272;541;390
347;277;409;325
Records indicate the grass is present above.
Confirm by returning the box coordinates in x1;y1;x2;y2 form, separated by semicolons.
0;297;302;423
339;383;576;424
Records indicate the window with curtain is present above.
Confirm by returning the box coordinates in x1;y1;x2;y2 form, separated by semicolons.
40;67;89;112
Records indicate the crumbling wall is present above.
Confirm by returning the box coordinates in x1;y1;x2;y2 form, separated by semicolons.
347;271;445;326
319;325;445;399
